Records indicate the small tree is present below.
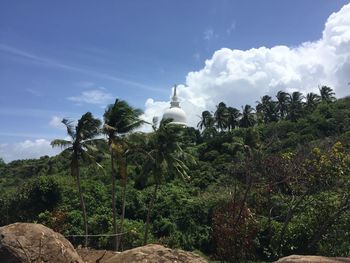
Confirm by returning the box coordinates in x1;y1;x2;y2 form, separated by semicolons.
212;200;258;262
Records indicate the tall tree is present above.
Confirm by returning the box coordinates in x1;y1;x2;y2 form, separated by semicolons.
276;91;291;119
319;86;336;103
141;119;193;245
214;102;229;131
51;112;101;247
305;92;321;112
256;95;278;124
197;110;215;130
103;99;144;251
240;105;256;128
227;107;241;130
287;91;304;121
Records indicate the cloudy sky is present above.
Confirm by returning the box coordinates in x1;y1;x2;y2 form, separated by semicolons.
0;0;350;162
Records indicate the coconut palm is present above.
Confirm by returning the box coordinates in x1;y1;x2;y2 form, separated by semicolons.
265;101;279;123
214;102;229;131
240;105;256;128
227;107;241;130
319;86;335;103
276;91;291;119
103;99;144;251
305;92;321;112
197;110;215;131
256;95;278;124
288;91;304;121
141;119;193;245
51;112;101;247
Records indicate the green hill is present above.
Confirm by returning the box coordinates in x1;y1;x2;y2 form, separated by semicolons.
1;91;350;262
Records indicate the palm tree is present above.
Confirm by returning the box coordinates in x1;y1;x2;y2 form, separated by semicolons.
103;99;144;251
214;102;229;131
197;111;216;138
197;110;214;131
319;86;335;103
227;107;241;130
256;95;278;124
240;105;255;128
276;91;291;119
141;119;192;244
288;91;304;121
266;101;279;123
51;112;101;247
305;92;321;112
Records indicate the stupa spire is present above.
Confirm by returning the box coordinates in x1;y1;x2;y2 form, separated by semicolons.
170;85;180;108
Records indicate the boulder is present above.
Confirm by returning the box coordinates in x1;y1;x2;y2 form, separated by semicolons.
274;255;350;263
76;248;117;263
0;222;83;263
104;244;208;263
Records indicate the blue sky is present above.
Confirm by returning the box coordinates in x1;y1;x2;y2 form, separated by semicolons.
0;0;349;162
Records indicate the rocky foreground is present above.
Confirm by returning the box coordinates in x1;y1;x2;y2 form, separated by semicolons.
0;223;207;262
274;255;350;263
1;223;350;263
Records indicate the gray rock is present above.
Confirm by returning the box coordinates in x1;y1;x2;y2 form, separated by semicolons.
0;223;83;263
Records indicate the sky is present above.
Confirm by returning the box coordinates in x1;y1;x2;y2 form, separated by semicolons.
0;0;350;162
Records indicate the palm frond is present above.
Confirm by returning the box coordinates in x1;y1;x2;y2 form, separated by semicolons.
51;139;72;148
81;151;104;172
76;112;102;141
124;119;148;132
62;118;76;139
104;98;145;134
103;123;117;132
83;138;105;151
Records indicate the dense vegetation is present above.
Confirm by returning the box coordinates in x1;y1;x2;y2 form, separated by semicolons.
1;86;350;262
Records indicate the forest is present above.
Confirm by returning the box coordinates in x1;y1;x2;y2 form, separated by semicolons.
1;86;350;262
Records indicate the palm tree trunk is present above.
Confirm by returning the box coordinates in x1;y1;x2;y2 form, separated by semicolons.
117;176;127;251
111;150;118;251
74;154;88;247
143;183;159;245
116;153;127;251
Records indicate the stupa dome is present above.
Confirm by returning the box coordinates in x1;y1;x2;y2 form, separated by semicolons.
162;86;187;126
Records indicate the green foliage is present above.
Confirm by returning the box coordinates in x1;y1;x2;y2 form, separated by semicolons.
0;176;61;224
2;92;350;262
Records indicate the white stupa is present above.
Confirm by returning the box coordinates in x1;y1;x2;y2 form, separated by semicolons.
162;85;187;126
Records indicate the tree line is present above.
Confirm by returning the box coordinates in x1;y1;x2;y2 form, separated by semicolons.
198;86;336;133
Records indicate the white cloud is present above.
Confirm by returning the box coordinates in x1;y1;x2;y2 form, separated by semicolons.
0;139;62;163
49;116;65;129
142;3;350;128
68;88;114;105
139;98;169;132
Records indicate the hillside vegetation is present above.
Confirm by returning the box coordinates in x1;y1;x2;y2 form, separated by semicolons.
1;86;350;262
